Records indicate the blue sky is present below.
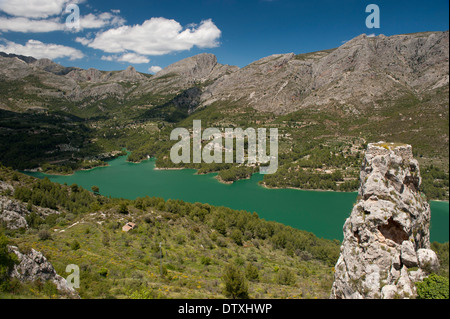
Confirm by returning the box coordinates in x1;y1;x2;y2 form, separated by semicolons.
0;0;448;73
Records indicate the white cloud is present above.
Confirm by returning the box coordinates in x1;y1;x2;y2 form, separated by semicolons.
101;53;150;64
148;66;162;74
75;36;91;46
0;39;84;60
0;16;65;33
0;0;124;33
81;17;221;56
0;0;73;18
79;12;125;30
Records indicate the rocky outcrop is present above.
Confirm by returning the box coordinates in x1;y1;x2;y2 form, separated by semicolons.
31;58;79;76
66;67;108;83
8;246;80;299
0;196;29;229
330;142;440;299
1;192;62;230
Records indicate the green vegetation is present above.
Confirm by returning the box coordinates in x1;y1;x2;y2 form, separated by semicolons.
421;166;450;201
1;77;448;200
0;166;342;299
431;242;449;278
222;264;249;299
0;44;448;301
415;274;449;299
0;231;18;292
1;167;447;299
0;109;106;172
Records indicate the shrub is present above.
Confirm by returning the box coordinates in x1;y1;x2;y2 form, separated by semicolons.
38;230;52;241
91;186;100;195
230;229;243;246
201;256;212;266
276;268;297;286
416;274;449;299
222;264;249;299
70;240;81;251
98;268;109;278
43;280;58;298
245;263;260;282
0;231;19;291
118;202;129;215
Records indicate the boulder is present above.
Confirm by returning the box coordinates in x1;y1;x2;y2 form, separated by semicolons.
8;246;80;299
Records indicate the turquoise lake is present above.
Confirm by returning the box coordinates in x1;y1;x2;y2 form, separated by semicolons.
26;156;449;243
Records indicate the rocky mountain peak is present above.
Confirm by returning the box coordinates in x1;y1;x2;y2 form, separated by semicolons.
111;65;145;82
138;53;239;96
124;65;137;74
155;53;219;81
0;51;37;64
330;142;440;299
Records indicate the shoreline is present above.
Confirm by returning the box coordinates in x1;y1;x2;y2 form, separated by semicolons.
258;181;358;194
24;164;110;177
26;153;449;203
431;199;450;204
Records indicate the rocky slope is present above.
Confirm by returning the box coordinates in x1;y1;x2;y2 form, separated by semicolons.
202;31;449;114
330;142;440;299
1;180;79;298
8;245;80;299
1;31;447;115
0;194;62;230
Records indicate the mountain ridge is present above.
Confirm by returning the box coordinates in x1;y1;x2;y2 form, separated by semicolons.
1;30;447;116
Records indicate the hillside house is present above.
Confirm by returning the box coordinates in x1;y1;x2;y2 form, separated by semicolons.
122;222;137;232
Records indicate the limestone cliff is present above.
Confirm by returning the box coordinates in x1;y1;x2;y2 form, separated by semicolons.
330;142;440;299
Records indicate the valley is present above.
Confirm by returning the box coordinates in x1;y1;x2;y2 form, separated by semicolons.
1;31;448;200
0;30;449;300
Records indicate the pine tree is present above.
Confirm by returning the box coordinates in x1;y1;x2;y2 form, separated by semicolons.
222;264;249;299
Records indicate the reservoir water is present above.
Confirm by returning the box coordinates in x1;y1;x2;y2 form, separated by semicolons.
26;156;449;243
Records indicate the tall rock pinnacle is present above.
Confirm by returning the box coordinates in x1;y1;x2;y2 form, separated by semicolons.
330;142;440;299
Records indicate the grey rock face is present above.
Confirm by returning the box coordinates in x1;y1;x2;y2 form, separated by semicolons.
155;53;238;83
1;192;61;230
201;31;449;115
0;196;30;230
8;246;80;298
330;142;439;299
143;53;239;96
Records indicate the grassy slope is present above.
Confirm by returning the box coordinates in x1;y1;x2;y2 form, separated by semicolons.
0;166;339;299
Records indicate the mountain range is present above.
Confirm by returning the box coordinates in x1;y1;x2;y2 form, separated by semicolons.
1;31;448;117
